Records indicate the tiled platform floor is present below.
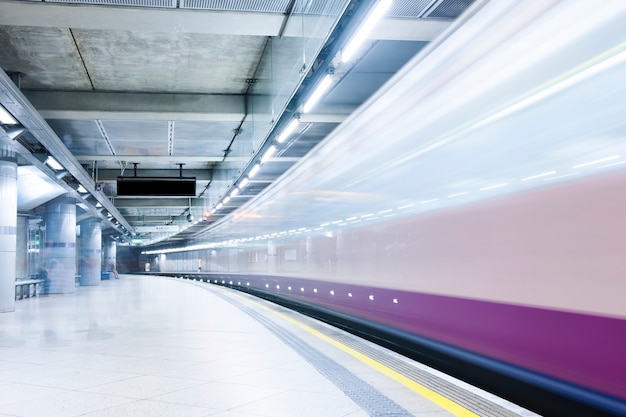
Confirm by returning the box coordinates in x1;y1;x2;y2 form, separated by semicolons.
0;275;528;417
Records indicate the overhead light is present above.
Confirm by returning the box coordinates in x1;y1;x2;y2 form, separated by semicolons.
249;164;261;178
223;196;231;204
45;156;64;171
77;184;88;194
230;187;240;197
0;104;18;125
239;177;250;188
216;202;223;210
341;0;393;63
277;119;300;143
303;74;333;113
210;208;216;214
261;145;276;163
95;202;102;208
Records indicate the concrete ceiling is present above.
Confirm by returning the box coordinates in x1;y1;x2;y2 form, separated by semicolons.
0;0;474;247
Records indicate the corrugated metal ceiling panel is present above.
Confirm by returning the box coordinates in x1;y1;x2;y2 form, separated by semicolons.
180;0;346;14
179;0;290;12
45;0;176;7
426;0;475;19
388;0;435;18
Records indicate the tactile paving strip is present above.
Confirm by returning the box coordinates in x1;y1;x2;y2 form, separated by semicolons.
189;280;529;417
281;308;525;417
221;291;415;417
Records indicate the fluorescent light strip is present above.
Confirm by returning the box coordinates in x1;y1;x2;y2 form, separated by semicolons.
230;188;239;197
77;185;88;194
249;164;261;178
261;145;276;163
239;177;250;188
0;105;18;125
45;156;64;171
341;0;393;63
303;74;333;113
223;196;231;204
420;198;439;204
520;170;557;181
447;192;469;198
573;155;619;169
277;119;300;143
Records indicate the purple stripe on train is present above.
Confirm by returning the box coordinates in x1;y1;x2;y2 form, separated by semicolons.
229;274;626;401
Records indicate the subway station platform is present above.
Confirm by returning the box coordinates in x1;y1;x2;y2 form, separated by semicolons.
0;275;538;417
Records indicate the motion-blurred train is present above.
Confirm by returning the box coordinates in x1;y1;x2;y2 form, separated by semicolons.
144;2;626;416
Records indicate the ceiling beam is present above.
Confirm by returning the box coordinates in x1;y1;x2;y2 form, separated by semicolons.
75;155;301;163
0;1;448;41
114;198;193;208
0;1;332;37
24;91;245;122
96;169;212;181
0;2;283;36
24;91;354;123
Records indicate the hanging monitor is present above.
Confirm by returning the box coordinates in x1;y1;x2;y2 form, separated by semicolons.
116;177;196;196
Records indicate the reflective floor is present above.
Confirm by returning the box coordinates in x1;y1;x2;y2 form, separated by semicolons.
0;275;534;417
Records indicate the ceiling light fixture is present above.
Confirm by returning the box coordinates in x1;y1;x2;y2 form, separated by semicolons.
249;164;261;178
277;118;300;143
230;187;240;197
261;145;276;163
0;104;18;125
76;184;88;194
44;156;64;171
223;196;231;204
341;0;393;63
303;74;333;113
239;177;250;188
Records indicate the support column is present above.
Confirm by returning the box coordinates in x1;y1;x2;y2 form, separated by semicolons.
16;215;28;279
102;238;116;274
79;219;101;286
0;148;17;312
44;195;76;294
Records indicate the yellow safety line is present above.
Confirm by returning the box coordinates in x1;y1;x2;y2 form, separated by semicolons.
244;296;480;417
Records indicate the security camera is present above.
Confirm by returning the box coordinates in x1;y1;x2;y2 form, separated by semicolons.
186;213;194;222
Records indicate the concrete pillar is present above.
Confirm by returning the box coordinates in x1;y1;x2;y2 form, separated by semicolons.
16;215;28;279
102;238;116;273
44;195;76;294
79;219;101;286
0;148;17;312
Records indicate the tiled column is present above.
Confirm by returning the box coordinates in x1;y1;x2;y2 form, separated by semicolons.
79;219;101;286
0;147;17;312
44;195;76;294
